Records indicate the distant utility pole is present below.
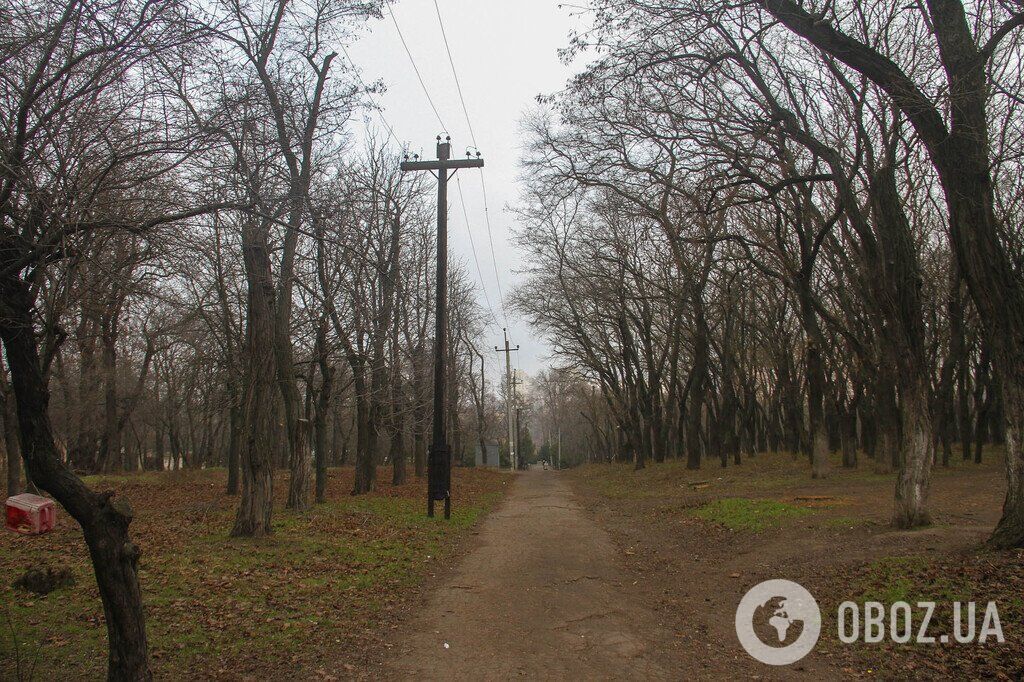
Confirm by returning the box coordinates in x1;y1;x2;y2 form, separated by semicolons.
495;328;519;471
401;136;483;519
553;372;566;470
515;406;523;471
512;369;524;470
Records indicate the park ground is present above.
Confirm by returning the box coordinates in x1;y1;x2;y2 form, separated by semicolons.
3;453;1023;680
568;450;1024;679
1;467;509;680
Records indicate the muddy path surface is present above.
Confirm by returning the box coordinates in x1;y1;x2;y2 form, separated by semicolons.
379;469;690;680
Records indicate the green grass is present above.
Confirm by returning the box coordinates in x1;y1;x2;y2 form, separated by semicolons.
692;497;813;531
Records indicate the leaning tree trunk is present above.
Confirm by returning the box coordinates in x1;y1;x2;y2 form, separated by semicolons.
0;280;151;680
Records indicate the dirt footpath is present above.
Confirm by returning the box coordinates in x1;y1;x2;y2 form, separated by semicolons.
380;470;688;680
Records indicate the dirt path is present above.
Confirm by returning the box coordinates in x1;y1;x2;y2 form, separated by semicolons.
380;469;686;680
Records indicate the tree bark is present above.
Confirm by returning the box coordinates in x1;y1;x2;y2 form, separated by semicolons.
226;401;241;495
0;280;151;680
761;0;1024;548
232;222;277;537
1;366;22;496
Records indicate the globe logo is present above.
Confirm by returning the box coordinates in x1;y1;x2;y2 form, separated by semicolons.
735;579;821;665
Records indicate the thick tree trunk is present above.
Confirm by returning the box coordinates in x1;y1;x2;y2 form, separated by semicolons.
232;223;276;537
894;379;933;527
351;364;376;495
2;381;22;496
0;282;151;680
991;383;1024;546
872;374;899;475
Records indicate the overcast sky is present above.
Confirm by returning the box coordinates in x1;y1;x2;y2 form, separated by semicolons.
346;1;588;383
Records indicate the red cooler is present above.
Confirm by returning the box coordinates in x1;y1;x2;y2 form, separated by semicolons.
5;493;56;535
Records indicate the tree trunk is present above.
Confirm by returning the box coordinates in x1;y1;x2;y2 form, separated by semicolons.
893;378;933;527
1;371;22;495
685;313;709;470
351;363;376;495
761;0;1024;549
314;329;333;504
840;392;858;469
232;222;276;537
100;313;121;473
226;401;241;495
797;287;830;479
0;281;151;680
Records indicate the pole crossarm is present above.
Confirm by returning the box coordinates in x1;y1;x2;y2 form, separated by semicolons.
400;158;484;172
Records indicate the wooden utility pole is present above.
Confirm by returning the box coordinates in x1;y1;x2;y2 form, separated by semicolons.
495;328;519;470
512;369;524;470
516;406;523;471
401;136;483;518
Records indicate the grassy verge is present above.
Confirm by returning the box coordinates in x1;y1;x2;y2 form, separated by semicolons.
692;497;812;531
1;467;509;679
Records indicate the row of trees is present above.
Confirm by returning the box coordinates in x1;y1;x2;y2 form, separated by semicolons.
514;0;1024;546
0;0;506;677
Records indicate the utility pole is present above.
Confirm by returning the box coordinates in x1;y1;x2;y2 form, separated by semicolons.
401;136;483;518
512;369;524;470
516;406;522;471
554;375;564;470
495;328;518;471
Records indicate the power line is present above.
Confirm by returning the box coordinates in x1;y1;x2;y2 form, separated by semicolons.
387;2;447;132
432;0;476;147
431;0;511;331
455;174;500;330
479;174;512;327
339;44;402;149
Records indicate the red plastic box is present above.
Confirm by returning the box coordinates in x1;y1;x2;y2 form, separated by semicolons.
5;493;56;535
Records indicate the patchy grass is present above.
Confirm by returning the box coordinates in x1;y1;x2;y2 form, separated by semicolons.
820;550;1024;678
692;497;813;531
1;466;510;680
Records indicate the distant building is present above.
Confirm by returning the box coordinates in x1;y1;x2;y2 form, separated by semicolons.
474;444;500;468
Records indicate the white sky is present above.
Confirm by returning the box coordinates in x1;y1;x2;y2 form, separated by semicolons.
346;1;588;382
